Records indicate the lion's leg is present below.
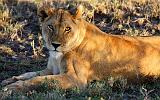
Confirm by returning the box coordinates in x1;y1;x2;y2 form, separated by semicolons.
2;74;82;93
1;68;53;86
1;52;64;86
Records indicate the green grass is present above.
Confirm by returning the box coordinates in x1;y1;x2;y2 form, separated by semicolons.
0;0;160;99
1;80;160;99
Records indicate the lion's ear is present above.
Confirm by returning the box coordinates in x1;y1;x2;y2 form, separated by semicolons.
69;5;83;19
75;5;83;19
38;3;55;22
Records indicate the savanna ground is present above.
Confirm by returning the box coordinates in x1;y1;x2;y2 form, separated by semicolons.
0;0;160;99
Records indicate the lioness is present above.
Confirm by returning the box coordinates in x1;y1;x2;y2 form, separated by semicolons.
1;5;160;93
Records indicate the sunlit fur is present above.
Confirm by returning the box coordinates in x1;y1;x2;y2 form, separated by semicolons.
1;5;160;93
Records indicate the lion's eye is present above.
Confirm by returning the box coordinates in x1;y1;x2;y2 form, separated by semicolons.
47;25;54;31
65;27;71;32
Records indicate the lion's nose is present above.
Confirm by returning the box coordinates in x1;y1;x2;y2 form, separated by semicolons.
52;43;61;50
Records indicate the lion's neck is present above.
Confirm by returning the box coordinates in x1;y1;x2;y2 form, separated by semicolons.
74;20;111;58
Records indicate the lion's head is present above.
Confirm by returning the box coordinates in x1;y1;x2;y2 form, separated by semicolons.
38;5;86;53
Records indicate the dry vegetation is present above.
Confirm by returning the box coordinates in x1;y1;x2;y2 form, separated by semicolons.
0;0;160;99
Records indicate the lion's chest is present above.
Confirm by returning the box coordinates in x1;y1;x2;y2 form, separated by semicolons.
48;51;64;74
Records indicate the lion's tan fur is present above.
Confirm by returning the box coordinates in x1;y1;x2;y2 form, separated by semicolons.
1;5;160;93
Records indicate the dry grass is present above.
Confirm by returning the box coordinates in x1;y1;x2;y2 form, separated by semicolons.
0;0;160;99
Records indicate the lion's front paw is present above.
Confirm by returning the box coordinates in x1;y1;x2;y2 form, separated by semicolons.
2;81;27;94
0;81;24;99
2;80;26;94
1;77;18;86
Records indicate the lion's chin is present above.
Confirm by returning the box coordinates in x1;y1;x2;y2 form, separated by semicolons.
49;51;63;58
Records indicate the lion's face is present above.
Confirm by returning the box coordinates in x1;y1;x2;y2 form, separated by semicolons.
39;6;86;53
